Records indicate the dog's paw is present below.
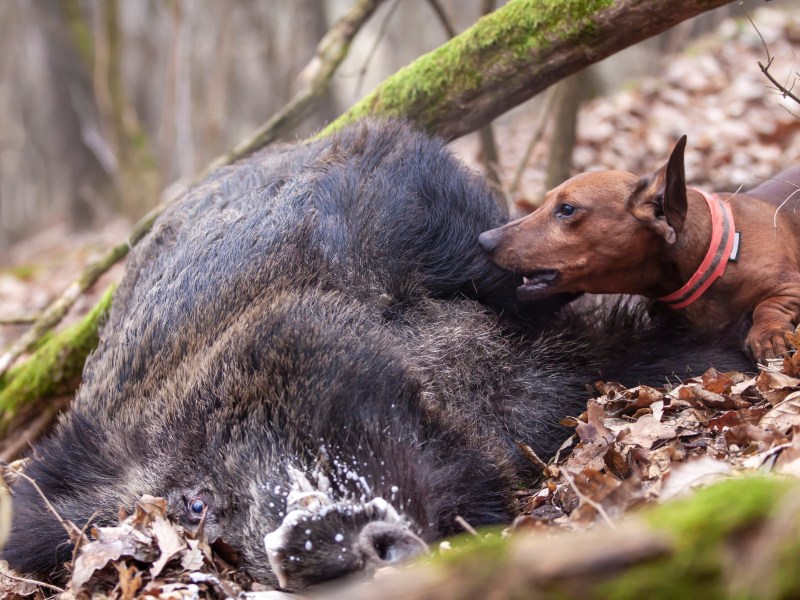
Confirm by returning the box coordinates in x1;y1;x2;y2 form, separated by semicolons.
746;323;792;363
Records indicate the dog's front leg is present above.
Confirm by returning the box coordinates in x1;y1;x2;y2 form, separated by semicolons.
746;281;800;362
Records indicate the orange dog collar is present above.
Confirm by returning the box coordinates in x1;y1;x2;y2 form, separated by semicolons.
658;189;737;310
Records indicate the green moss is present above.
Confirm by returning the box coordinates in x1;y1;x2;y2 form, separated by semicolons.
0;286;114;432
435;528;508;563
596;477;798;600
425;529;512;594
431;479;800;599
319;0;613;137
404;479;800;599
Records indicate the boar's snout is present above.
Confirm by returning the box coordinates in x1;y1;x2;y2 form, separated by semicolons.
263;495;429;591
357;521;428;568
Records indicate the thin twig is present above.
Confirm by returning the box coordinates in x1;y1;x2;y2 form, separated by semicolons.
0;571;65;594
426;0;457;37
71;509;101;571
773;186;800;228
779;104;800;121
207;0;384;174
9;468;87;543
561;469;616;529
0;0;383;380
0;315;39;326
742;2;771;64
353;0;400;99
759;59;800;106
516;441;548;472
743;4;800;106
454;515;479;537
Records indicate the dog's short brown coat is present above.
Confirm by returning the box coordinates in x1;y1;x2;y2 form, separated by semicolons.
479;137;800;362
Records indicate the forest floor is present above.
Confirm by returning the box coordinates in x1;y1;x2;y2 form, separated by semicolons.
2;6;800;599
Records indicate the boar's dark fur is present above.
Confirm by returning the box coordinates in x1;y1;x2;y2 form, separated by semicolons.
4;121;748;590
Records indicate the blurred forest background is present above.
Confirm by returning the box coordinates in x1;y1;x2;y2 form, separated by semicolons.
0;0;799;347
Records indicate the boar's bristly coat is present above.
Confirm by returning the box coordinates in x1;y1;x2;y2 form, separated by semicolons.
4;121;747;590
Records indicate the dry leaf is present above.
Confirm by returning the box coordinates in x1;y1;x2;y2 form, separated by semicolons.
149;516;186;578
567;402;616;473
756;371;800;405
70;525;157;591
115;563;143;600
659;457;732;501
618;414;677;450
181;539;206;572
760;391;800;431
0;560;40;597
701;368;734;394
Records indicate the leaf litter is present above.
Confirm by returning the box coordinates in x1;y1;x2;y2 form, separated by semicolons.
0;494;256;600
513;324;800;534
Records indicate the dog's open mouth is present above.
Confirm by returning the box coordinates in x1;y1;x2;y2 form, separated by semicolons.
517;270;559;301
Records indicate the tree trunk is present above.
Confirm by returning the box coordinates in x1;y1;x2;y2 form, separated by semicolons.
24;0;117;230
103;0;162;216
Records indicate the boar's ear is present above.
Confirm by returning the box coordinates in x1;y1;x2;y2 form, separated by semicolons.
626;135;688;245
2;413;126;579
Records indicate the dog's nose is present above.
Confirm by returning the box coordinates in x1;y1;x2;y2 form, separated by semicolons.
478;230;500;254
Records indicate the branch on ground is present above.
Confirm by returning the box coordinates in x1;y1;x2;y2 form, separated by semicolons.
0;286;114;437
323;477;800;600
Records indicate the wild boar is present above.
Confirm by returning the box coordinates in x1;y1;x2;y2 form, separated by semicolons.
3;121;747;590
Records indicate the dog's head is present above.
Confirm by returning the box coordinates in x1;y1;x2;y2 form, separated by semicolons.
478;136;689;301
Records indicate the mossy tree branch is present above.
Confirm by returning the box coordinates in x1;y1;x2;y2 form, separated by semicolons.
0;209;157;378
320;0;734;139
0;286;115;437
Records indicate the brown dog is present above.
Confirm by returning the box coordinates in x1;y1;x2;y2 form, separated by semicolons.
478;137;800;362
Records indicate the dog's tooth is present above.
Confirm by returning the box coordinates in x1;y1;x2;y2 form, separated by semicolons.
523;276;530;284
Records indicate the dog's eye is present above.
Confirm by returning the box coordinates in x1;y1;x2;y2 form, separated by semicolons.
557;204;576;217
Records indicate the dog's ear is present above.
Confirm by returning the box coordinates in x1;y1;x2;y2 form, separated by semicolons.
662;135;688;234
626;135;688;244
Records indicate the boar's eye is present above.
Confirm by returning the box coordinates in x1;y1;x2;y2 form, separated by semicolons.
188;496;206;516
557;203;576;217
